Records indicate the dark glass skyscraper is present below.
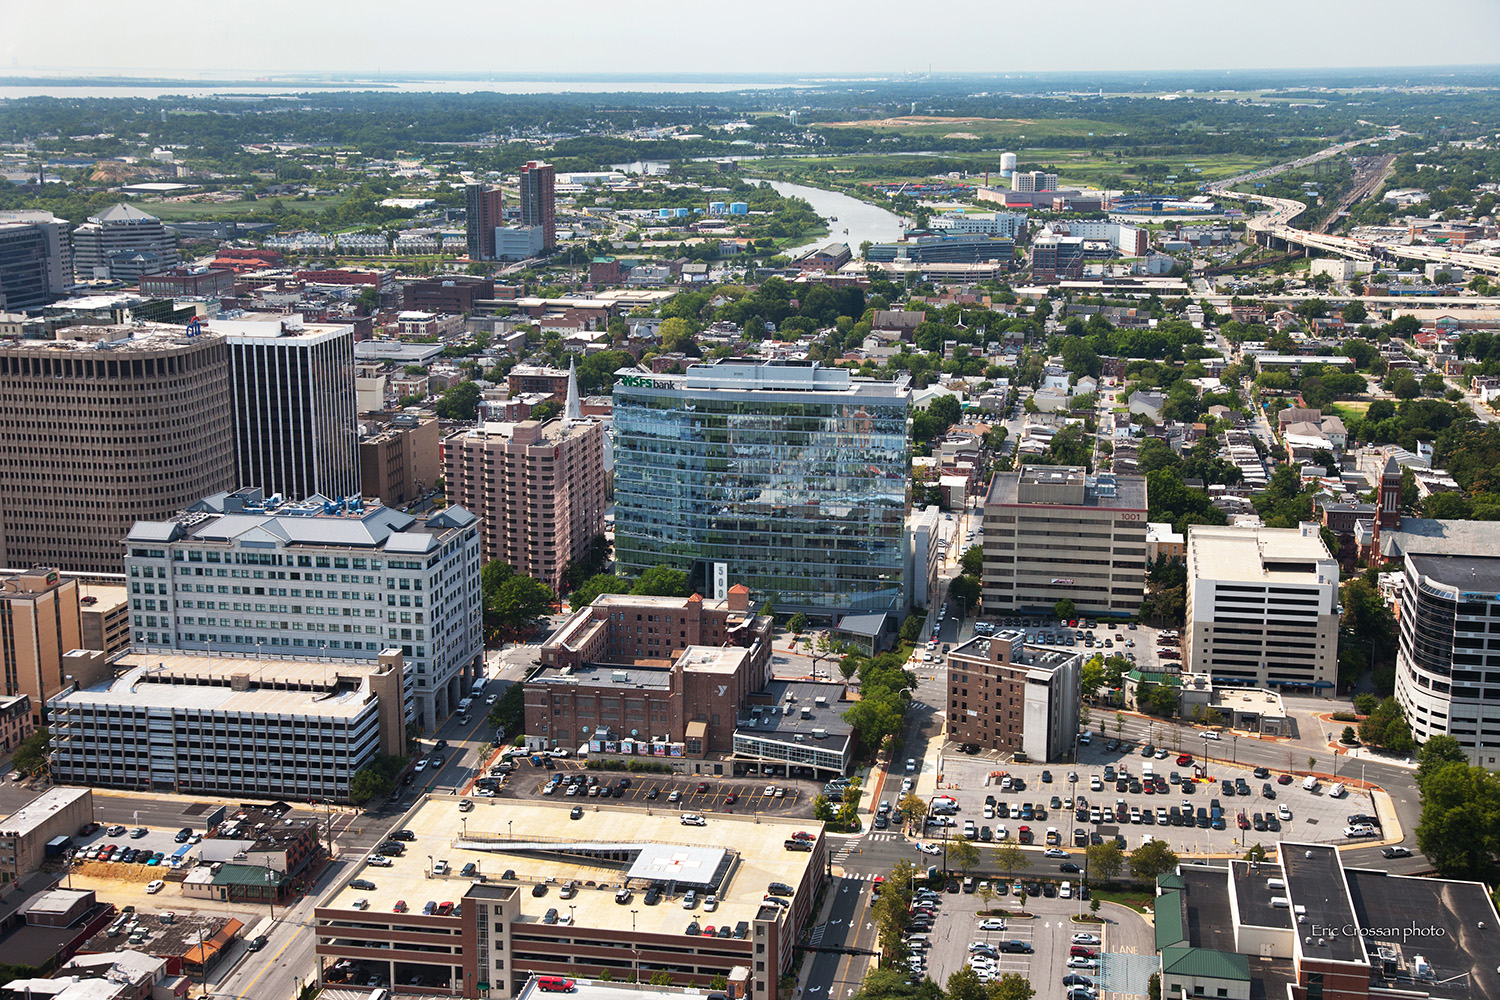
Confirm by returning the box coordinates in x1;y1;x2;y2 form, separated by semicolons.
612;360;910;618
464;184;505;261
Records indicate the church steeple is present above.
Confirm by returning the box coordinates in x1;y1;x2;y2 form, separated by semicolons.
564;356;582;422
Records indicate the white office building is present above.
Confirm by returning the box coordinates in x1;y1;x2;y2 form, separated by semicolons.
930;211;1028;238
1184;524;1339;690
70;204;178;282
125;488;482;731
209;313;360;502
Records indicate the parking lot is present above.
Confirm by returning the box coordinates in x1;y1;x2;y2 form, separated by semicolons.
489;758;812;817
903;879;1118;1000
925;740;1386;858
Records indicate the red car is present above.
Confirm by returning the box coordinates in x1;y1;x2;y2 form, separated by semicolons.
1176;754;1193;767
724;793;738;805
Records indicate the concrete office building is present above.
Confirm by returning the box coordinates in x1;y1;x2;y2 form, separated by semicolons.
210;313;360;503
465;184;505;261
1183;524;1340;690
904;506;948;611
0;787;94;884
1012;170;1059;193
613;360;910;619
125;488;482;730
0;569;116;729
313;797;822;1000
0;211;71;311
48;650;407;802
70;204;178;283
359;411;441;506
944;630;1082;761
443;414;606;592
980;466;1148;617
1394;553;1500;766
0;326;236;574
526;586;774;758
495;225;545;261
518;161;557;252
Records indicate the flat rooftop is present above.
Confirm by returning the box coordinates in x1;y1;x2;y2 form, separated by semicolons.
1179;864;1238;953
1408;553;1500;594
321;796;818;935
1229;860;1291;930
57;656;385;719
1345;867;1500;1000
1188;525;1334;584
986;468;1147;510
742;680;853;742
0;787;90;838
1281;844;1365;964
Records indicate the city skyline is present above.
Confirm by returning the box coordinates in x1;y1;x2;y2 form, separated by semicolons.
4;0;1498;79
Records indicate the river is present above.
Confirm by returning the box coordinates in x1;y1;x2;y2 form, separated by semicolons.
765;181;907;258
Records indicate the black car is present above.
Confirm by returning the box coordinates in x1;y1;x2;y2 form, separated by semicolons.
1252;767;1270;779
391;829;416;841
1062;975;1094;988
247;935;269;952
434;739;447;751
645;886;664;905
646;788;659;800
461;862;478;877
350;879;376;890
1059;862;1082;873
379;842;406;856
946;879;960;893
174;827;193;843
531;884;548;897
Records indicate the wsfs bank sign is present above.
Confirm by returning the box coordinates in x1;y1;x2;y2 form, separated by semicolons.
618;374;677;390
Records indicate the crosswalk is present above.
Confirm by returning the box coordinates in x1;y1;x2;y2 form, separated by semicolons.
863;833;904;843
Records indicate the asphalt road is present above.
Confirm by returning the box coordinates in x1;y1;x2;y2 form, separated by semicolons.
802;876;879;1000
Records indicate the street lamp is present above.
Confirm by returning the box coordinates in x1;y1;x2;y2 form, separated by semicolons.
264;867;277;920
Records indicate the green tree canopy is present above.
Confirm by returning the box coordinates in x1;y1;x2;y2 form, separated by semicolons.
1128;840;1180;881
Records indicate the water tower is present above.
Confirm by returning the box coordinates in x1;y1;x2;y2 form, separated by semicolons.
1000;152;1018;178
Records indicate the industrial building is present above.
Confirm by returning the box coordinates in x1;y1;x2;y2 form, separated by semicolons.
48;650;408;802
124;488;482;731
1183;524;1340;690
613;360;910;619
0;325;236;575
943;630;1082;761
312;797;824;1000
980;466;1148;617
0;788;95;885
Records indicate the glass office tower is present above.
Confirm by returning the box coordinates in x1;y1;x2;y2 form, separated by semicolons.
613;359;911;618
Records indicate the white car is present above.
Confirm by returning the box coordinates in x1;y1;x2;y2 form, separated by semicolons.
765;785;776;796
978;918;1007;931
366;855;393;867
703;895;719;912
681;813;707;827
1067;958;1100;970
1044;848;1068;858
1200;731;1222;741
906;759;918;772
1077;732;1092;745
918;842;942;855
413;757;430;771
146;879;165;894
549;748;569;758
1072;933;1101;945
485;694;498;704
1278;805;1292;820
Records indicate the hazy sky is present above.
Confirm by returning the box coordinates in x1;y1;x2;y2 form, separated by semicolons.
7;0;1500;79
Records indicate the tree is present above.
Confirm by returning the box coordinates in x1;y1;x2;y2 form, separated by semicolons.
1353;693;1378;716
948;836;980;875
571;573;631;607
1128;840;1180;881
899;793;927;831
434;381;481;421
1415;762;1500;883
1340;725;1358;744
961;545;984;578
1086;841;1124;883
631;565;692;597
1416;735;1469;788
481;560;556;638
787;612;809;636
649;971;674;987
989;974;1036;1000
948;574;982;613
946;967;988;1000
10;727;48;776
976;880;997;913
900;614;926;645
992;837;1027;884
1054;599;1076;621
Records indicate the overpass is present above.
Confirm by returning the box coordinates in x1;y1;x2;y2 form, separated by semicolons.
1206;133;1500;278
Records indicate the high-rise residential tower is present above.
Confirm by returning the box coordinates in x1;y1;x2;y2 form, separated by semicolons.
518;161;556;252
464;183;505;261
70;204;178;283
210;313;360;502
612;359;910;618
0;326;235;574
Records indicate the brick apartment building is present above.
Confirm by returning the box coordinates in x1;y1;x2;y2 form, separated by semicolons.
401;275;495;314
359;411;441;506
525;586;774;756
442;417;606;591
944;630;1081;762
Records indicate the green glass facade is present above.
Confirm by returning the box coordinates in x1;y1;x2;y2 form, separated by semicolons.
613;362;910;618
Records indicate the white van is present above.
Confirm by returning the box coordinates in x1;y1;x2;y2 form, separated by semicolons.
1328;783;1347;798
1302;774;1320;791
1142;763;1154;780
458;697;473;711
1059;881;1073;899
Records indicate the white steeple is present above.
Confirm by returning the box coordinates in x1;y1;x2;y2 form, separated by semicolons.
564;356;582;421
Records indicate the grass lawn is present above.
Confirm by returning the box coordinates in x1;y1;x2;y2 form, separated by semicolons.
136;195;350;220
810;116;1125;143
1327;400;1372;421
1088;887;1155;913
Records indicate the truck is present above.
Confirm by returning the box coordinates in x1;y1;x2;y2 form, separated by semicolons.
471;678;487;696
